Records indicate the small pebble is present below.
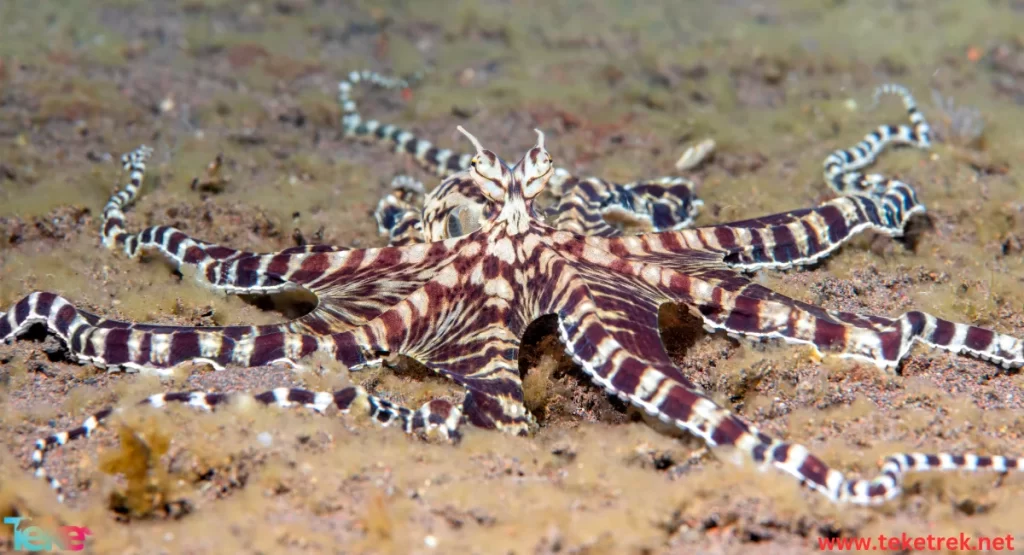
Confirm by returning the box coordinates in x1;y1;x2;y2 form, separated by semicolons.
257;431;273;447
159;96;175;113
675;138;716;171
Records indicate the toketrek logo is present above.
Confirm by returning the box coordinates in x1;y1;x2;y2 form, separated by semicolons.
3;517;92;552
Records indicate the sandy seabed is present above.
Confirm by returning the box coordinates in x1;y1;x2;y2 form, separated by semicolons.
2;1;1024;553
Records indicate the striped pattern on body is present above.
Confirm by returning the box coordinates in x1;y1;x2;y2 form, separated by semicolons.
4;84;1022;507
547;229;1022;504
341;70;703;239
32;387;461;502
823;84;932;195
613;178;925;272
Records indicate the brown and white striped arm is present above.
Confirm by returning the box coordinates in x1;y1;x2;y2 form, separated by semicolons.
7;105;1021;508
548;235;1022;505
340;69;705;237
679;178;921;271
31;387;462;501
103;146;350;295
0;292;382;376
823;84;932;195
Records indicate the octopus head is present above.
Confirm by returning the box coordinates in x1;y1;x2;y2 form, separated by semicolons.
458;126;513;203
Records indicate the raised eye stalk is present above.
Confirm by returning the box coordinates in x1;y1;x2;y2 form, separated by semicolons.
457;125;487;155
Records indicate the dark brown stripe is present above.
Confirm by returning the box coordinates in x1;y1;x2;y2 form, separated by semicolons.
298;314;334;335
403;137;419;154
301;335;317;357
771;443;791;463
656;385;697;423
751;443;768;463
867;483;888;498
68;426;89;441
904;311;926;336
289;253;330;284
267;254;291;279
166;231;186;255
708;414;750;447
289;389;316;405
183;246;206;264
138;333;152;364
221;327;251;340
81;329;97;357
770;224;798;263
34;292;56;320
14;296;31;325
878;330;902;362
930;318;956;347
899;187;917;211
378;311;404;345
374;401;394;422
713;227;738;251
608;358;644;395
795;453;831;490
568;330;597;365
723;295;761;333
251;334;286;365
216;334;234;364
658;231;683;251
858;197;881;226
329;335;370;370
812;318;847;352
254;391;277;404
964;327;995;352
102;328;132;364
374;247;401;268
163;392;193;403
482;257;501;279
236;256;262;286
423;147;440;165
334;387;358;410
170;332;201;365
206;245;236;259
206;393;229;407
816;205;847;243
